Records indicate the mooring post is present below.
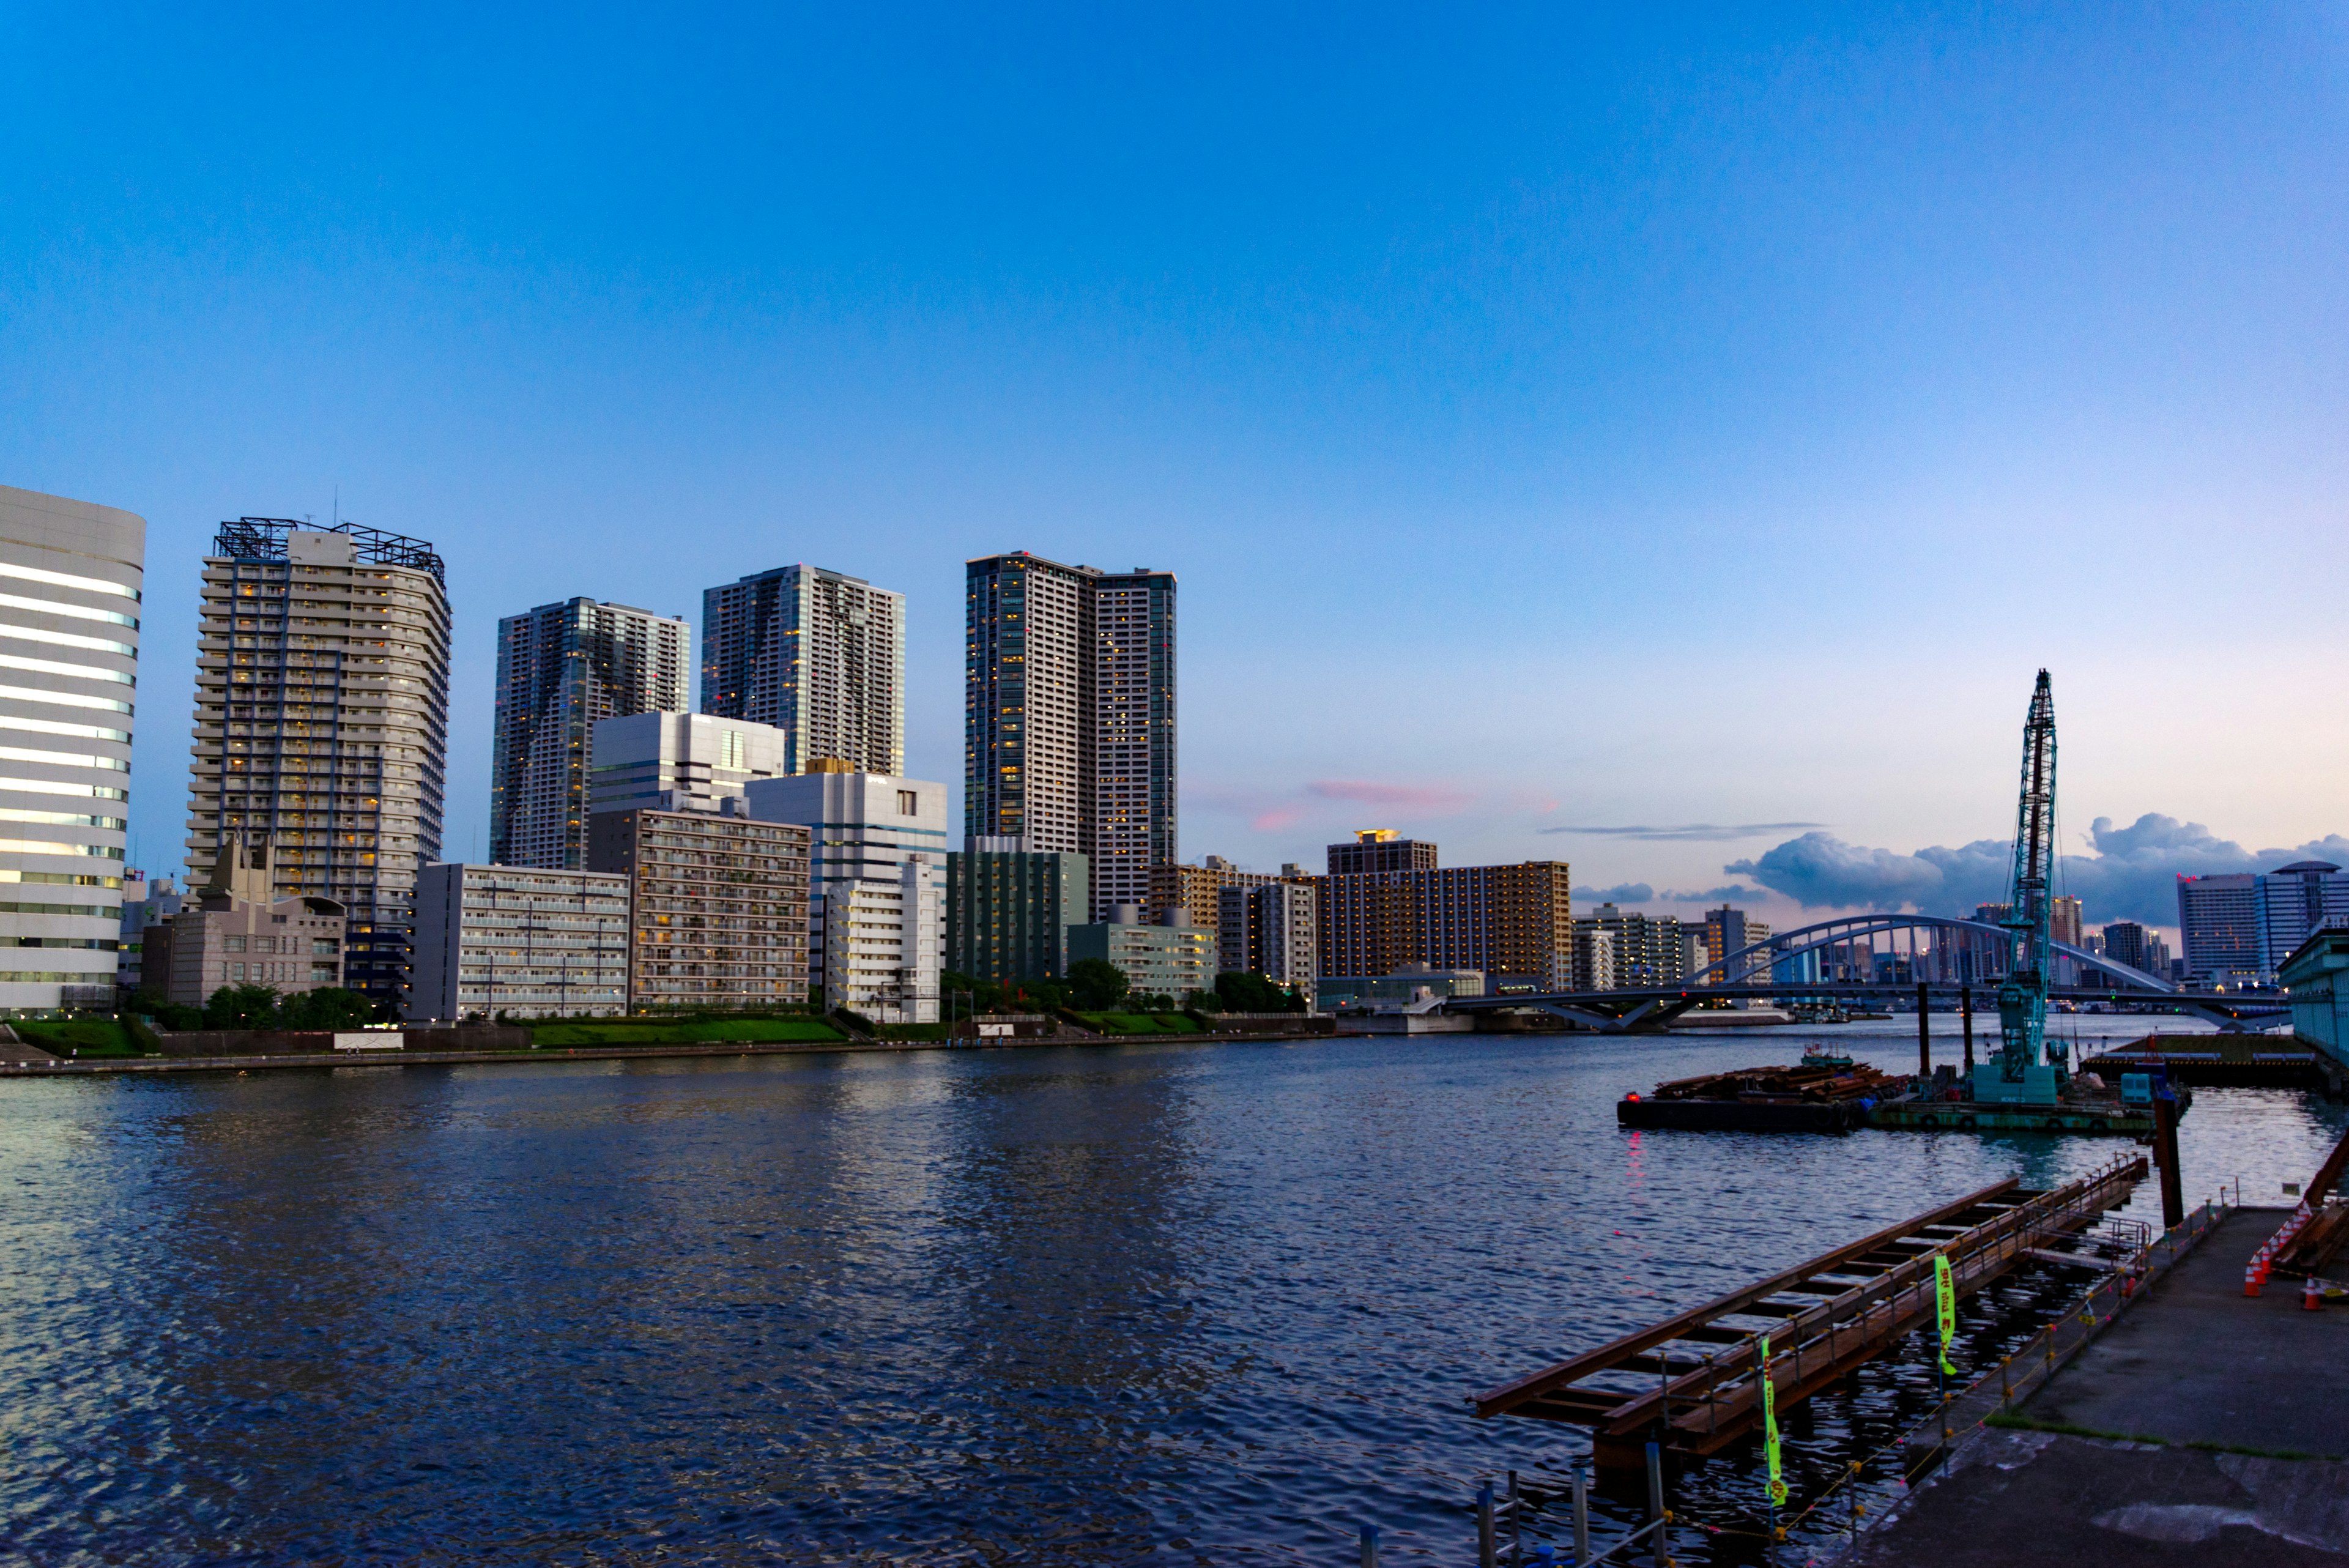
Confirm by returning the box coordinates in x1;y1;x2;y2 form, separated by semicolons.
1646;1441;1667;1568
1479;1479;1496;1568
1359;1522;1378;1568
2153;1084;2185;1230
1509;1469;1523;1566
1961;986;1974;1072
1917;981;1931;1077
1572;1462;1591;1567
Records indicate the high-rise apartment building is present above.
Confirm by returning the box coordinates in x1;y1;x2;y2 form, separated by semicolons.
1701;906;1772;986
587;808;811;1011
1574;903;1688;988
185;519;450;1008
0;485;142;1014
588;712;789;819
702;565;904;776
946;845;1089;984
491;599;687;871
1318;861;1573;989
2177;873;2262;986
747;764;946;1022
1572;927;1615;991
1327;830;1439;877
409;863;630;1020
1215;880;1318;992
964;552;1176;920
2050;895;2083;949
2099;921;2158;978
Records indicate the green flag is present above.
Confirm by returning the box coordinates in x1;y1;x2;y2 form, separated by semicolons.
1935;1253;1958;1377
1760;1334;1787;1506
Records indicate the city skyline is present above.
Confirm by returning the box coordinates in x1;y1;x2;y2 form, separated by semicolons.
6;9;2342;937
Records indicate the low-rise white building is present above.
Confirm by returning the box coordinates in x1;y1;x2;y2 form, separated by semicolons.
746;762;946;1023
408;863;630;1020
588;712;789;819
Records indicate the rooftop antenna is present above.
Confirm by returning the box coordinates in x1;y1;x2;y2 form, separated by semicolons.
333;485;339;528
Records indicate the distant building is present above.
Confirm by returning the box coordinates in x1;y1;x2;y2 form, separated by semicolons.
1067;903;1215;1000
1153;853;1312;930
588;712;789;819
117;874;182;998
1572;927;1615;992
159;839;346;1007
2177;873;2262;986
1327;830;1439;877
746;763;948;1023
1215;880;1318;994
0;483;143;1015
1702;906;1772;986
1317;964;1485;1010
964;552;1176;920
946;845;1089;984
587;808;811;1012
2258;863;2349;981
1319;861;1573;990
2279;926;2349;1065
491;598;688;870
701;564;905;777
409;863;629;1020
2050;896;2083;948
1575;904;1687;987
1973;903;2013;927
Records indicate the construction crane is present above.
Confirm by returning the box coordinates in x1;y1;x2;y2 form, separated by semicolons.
1995;670;2061;1083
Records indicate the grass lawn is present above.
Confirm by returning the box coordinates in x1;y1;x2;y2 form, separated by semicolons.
527;1018;846;1048
1077;1012;1201;1035
12;1018;141;1057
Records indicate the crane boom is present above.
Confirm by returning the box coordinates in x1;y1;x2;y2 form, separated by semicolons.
1995;671;2059;1079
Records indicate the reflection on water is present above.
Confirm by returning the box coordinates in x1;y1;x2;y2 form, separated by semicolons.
0;1018;2337;1563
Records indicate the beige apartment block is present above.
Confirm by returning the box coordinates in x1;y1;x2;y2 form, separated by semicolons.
160;838;346;1005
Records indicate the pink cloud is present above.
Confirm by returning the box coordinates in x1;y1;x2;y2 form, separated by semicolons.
1305;779;1475;814
1250;806;1307;831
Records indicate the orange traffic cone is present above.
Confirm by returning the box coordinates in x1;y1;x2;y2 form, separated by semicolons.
2304;1274;2325;1312
2245;1263;2263;1298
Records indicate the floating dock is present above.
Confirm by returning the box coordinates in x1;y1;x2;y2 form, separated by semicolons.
1472;1156;2147;1468
2081;1031;2342;1093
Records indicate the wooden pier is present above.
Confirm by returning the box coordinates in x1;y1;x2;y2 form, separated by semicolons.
1472;1155;2147;1468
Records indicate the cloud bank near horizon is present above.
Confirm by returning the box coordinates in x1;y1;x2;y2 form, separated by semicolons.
1724;814;2349;926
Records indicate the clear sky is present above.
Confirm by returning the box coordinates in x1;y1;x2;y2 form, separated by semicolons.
5;4;2344;935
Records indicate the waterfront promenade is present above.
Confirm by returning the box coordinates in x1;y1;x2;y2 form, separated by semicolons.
1850;1207;2349;1565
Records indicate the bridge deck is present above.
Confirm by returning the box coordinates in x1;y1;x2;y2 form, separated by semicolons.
1472;1156;2147;1462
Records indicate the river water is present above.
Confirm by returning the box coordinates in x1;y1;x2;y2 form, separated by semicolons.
2;1017;2339;1564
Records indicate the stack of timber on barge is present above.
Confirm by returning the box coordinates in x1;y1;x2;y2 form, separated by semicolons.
1473;1158;2148;1470
1617;1053;1898;1132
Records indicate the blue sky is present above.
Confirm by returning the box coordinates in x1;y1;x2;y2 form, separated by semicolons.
4;4;2344;933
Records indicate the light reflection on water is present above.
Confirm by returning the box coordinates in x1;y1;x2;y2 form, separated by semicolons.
0;1017;2336;1564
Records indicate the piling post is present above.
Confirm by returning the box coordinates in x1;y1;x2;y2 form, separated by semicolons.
2153;1085;2185;1230
1961;986;1974;1072
1917;983;1931;1077
1646;1441;1668;1568
1572;1463;1591;1567
1479;1479;1496;1568
1509;1470;1523;1566
1359;1523;1379;1568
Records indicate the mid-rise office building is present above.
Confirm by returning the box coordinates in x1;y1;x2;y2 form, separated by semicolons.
1215;880;1318;992
157;838;346;1006
1319;861;1573;989
964;552;1176;919
588;807;811;1011
2177;872;2262;986
0;484;143;1014
746;764;946;1022
409;863;629;1020
1067;904;1215;1000
185;519;450;1008
491;598;688;871
702;565;904;776
1327;830;1439;877
1702;905;1772;985
1575;904;1688;988
589;712;789;818
946;845;1088;984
